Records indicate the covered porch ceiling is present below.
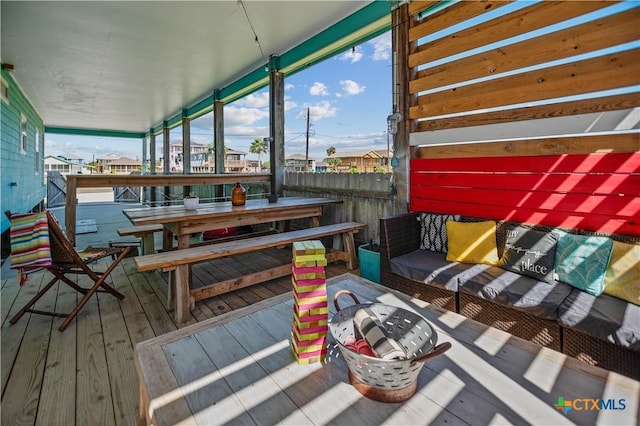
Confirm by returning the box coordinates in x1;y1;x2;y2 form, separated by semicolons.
1;1;390;137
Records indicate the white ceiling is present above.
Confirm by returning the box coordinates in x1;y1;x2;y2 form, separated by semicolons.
1;1;375;134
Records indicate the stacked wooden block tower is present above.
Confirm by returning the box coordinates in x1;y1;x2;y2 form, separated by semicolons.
290;240;328;365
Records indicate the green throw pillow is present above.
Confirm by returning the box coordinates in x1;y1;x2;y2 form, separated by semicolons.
553;230;613;296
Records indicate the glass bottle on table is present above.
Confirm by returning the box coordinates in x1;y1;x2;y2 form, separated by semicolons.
231;182;246;206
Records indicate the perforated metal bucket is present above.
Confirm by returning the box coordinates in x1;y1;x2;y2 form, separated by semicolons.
329;290;450;400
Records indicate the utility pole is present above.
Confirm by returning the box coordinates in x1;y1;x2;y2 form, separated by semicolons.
305;107;310;172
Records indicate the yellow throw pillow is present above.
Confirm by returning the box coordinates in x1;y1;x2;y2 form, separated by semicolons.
446;220;499;266
603;241;640;306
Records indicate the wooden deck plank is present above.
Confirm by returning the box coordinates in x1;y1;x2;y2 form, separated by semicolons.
1;271;47;396
194;322;313;425
98;267;139;426
1;273;22;324
75;272;116;426
108;261;157;345
161;335;256;426
35;277;77;426
121;260;179;335
1;272;55;426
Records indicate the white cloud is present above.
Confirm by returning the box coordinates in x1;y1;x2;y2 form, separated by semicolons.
224;106;269;126
309;82;329;96
369;33;391;61
284;96;298;112
340;47;363;63
340;80;366;96
296;101;337;121
234;92;269;108
285;83;294;91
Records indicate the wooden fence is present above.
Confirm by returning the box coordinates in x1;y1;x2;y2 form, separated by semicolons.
283;172;399;245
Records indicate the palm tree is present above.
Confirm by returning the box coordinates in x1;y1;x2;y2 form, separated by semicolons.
249;138;268;171
326;145;336;157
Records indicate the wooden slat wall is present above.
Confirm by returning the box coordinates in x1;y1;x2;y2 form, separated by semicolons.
404;1;640;235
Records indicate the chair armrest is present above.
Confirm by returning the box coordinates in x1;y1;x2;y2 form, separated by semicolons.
380;213;421;268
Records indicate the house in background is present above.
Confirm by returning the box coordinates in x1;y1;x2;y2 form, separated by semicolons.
44;155;84;174
315;161;329;173
96;153;140;174
167;142;209;172
325;149;384;173
224;148;248;173
56;152;85;166
285;154;315;173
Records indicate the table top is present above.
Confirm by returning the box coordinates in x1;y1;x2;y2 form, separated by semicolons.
134;274;639;426
123;196;340;225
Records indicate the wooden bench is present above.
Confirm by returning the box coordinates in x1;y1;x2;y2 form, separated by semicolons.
134;222;367;322
117;224;163;255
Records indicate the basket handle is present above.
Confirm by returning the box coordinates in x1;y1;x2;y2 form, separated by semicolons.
411;342;452;365
333;290;361;312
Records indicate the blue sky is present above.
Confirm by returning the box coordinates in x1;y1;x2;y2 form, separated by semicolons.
45;32;392;163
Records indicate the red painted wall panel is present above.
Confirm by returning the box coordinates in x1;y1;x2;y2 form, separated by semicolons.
410;152;640;236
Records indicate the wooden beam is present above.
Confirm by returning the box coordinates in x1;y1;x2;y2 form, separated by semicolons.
65;173;270;188
409;1;511;43
213;98;225;199
410;9;640;94
414;93;640;132
414;132;640;159
409;1;611;69
412;48;640;118
407;1;440;19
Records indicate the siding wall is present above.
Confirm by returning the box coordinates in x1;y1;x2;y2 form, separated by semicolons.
1;68;45;234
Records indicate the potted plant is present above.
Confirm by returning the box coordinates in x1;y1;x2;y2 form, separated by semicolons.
183;193;199;210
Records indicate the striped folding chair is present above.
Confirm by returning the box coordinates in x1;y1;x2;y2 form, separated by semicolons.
9;210;132;331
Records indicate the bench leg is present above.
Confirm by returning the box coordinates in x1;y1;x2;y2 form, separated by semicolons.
174;265;190;324
163;229;174;251
142;233;155;255
341;231;358;270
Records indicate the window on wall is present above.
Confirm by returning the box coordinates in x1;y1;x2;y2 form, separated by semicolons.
20;113;27;154
0;77;8;104
35;130;40;176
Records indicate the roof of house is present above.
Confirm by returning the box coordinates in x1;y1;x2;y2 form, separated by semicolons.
327;149;383;158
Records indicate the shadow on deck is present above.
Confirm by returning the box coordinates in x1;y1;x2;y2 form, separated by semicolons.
0;201;355;425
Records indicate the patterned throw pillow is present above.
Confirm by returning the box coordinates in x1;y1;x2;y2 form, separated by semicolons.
498;226;558;283
419;213;460;252
553;230;613;297
446;220;499;265
603;241;640;306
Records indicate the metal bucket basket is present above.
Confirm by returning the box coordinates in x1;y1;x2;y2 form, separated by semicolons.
329;290;451;402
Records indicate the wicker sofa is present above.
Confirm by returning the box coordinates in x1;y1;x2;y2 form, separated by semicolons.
380;212;640;379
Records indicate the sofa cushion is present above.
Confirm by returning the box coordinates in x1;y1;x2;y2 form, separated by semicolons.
558;288;640;350
603;240;640;306
553;230;613;297
457;266;573;320
446;220;499;266
498;225;558;284
390;250;474;292
418;213;460;252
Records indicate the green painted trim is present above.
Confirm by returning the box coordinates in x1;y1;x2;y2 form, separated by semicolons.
45;127;145;139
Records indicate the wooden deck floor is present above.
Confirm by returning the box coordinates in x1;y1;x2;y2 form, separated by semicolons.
1;249;352;426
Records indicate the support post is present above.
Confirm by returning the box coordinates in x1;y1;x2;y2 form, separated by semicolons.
392;3;411;215
214;93;225;201
149;132;157;206
182;109;191;197
163;122;170;205
269;56;284;196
